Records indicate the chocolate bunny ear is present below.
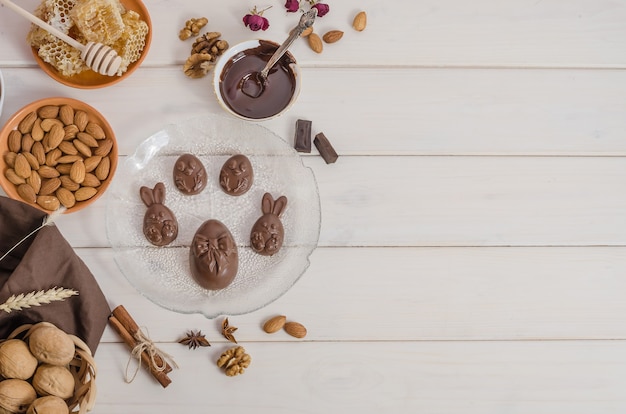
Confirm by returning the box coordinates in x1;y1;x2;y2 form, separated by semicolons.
261;192;274;214
272;196;287;218
139;182;166;207
139;186;155;207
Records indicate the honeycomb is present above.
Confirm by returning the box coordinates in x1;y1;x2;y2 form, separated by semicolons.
111;10;149;75
70;0;125;45
27;0;149;77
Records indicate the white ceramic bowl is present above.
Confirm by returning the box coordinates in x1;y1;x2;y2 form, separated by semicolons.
213;40;301;122
0;70;4;118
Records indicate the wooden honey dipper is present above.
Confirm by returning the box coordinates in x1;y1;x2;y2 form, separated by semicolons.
0;0;122;76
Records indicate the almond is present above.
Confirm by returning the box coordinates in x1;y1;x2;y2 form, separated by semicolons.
308;33;323;53
73;139;92;158
14;153;32;179
39;177;62;196
322;30;343;44
263;315;287;333
55;155;82;164
77;132;99;148
352;11;367;31
55;164;72;175
31;142;46;165
60;175;80;191
58;141;78;155
59;105;74;126
46;124;65;150
84;155;102;172
94;139;113;157
8;130;22;153
18;112;37;134
85;123;106;139
69;160;86;184
38;165;60;179
74;111;88;131
283;321;307;338
31;118;44;141
82;173;101;188
21;133;34;153
22;152;40;170
45;148;62;167
74;186;97;202
4;169;26;185
27;171;42;194
3;152;17;168
17;183;36;203
37;195;60;211
40;118;63;132
56;187;76;208
37;105;59;119
94;156;111;180
300;26;313;37
63;124;79;140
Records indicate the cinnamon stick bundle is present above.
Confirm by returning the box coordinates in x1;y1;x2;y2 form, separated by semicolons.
109;305;173;388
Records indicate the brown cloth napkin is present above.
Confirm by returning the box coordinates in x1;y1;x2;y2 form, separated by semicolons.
0;196;110;353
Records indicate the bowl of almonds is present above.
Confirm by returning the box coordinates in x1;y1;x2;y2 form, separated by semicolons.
0;97;117;213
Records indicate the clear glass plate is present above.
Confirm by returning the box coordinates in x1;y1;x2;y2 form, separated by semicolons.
105;115;320;318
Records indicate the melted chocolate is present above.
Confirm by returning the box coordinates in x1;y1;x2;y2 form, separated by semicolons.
219;154;253;196
219;41;297;119
190;219;238;290
250;193;287;256
140;182;178;246
173;153;207;195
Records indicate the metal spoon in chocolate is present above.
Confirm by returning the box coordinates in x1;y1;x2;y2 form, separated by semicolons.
241;8;317;98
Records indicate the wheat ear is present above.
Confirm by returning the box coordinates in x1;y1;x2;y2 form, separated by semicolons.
0;287;78;313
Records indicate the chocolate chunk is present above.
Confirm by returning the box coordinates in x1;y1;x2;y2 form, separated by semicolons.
190;219;238;290
250;193;288;256
313;132;338;164
219;154;253;196
294;119;312;153
173;153;207;195
140;182;178;246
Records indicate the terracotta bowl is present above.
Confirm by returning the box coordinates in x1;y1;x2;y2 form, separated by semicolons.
0;70;4;118
0;97;118;214
31;0;152;89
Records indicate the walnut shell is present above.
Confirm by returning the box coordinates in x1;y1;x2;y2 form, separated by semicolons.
31;365;75;400
0;339;38;380
26;396;69;414
0;379;37;414
28;324;75;366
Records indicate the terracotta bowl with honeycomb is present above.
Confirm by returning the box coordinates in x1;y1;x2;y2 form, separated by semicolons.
29;0;152;89
0;97;118;214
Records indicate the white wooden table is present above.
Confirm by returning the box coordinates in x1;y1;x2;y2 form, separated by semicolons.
1;0;626;412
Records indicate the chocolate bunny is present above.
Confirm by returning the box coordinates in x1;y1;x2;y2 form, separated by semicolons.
140;182;178;246
250;192;288;256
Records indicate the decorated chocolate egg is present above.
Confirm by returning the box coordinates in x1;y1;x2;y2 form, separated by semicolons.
219;154;253;196
173;154;207;195
189;219;238;290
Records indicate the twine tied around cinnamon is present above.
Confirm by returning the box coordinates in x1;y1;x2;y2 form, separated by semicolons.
125;326;178;384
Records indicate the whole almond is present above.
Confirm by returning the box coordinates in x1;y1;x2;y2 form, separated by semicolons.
17;183;37;203
40;118;63;132
37;195;60;211
77;132;99;148
4;169;26;185
85;123;106;139
32;142;46;165
70;160;86;184
46;124;65;150
58;141;78;155
352;11;367;31
37;105;59;119
60;175;80;191
308;33;323;53
18;112;37;134
94;156;111;180
73;139;92;158
56;155;82;164
4;152;17;168
27;171;42;194
55;164;72;175
263;315;287;333
21;133;35;152
31;118;44;141
56;187;76;208
14;153;32;179
74;186;97;202
82;173;101;188
300;26;313;37
63;124;79;140
74;111;88;131
45;148;62;167
84;155;102;172
39;177;62;196
23;152;40;170
8;130;22;153
38;165;60;179
59;105;74;125
94;139;113;157
322;30;343;44
284;322;307;338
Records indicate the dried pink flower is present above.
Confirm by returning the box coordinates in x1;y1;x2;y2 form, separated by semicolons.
243;6;271;31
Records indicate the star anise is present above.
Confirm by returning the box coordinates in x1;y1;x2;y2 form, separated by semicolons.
179;330;211;349
221;318;238;343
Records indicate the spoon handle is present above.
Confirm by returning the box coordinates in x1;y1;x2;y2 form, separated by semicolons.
260;8;317;78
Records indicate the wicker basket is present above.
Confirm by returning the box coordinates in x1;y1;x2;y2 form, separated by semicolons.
1;322;97;414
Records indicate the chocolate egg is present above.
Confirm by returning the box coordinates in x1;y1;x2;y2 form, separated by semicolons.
140;182;178;246
173;153;207;195
219;154;253;196
190;219;238;290
250;192;287;256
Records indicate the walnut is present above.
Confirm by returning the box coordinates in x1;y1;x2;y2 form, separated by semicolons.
0;379;37;414
183;32;229;79
28;323;75;366
31;365;75;400
26;396;69;414
179;17;208;41
0;339;38;380
216;346;251;376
